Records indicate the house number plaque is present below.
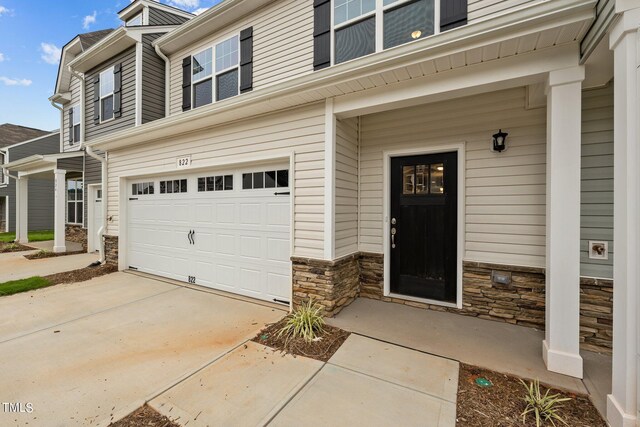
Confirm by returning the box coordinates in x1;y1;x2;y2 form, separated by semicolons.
176;155;192;169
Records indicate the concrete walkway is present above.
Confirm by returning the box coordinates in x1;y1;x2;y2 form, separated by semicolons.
0;251;97;282
327;298;612;416
151;334;458;426
25;240;84;252
0;273;284;427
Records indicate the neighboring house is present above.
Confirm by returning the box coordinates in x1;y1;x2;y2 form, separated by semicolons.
5;0;192;254
5;0;635;425
0;125;57;234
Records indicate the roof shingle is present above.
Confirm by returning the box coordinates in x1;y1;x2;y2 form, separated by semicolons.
0;124;50;149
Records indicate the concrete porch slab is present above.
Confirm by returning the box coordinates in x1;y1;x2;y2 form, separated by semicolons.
0;251;97;282
327;298;587;394
269;363;456;427
150;341;323;426
0;282;284;427
26;240;84;252
329;334;459;403
0;273;174;342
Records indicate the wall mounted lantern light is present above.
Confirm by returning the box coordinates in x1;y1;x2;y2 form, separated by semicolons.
492;129;508;153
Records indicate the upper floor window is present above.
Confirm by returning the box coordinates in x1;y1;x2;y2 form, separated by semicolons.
0;152;5;185
99;67;115;122
126;13;143;26
191;35;240;109
70;105;81;144
334;0;436;64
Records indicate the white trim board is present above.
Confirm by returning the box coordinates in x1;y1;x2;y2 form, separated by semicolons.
382;143;466;309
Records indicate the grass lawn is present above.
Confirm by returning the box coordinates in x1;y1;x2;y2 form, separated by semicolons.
0;277;52;296
0;230;54;243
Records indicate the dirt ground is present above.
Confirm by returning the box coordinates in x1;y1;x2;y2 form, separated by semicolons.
44;264;118;286
109;405;179;427
0;242;33;253
24;250;84;260
252;318;350;362
457;364;606;427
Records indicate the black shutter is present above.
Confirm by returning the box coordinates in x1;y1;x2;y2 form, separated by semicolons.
440;0;467;31
313;0;331;70
239;27;253;93
93;75;100;124
182;56;192;111
68;107;74;143
113;63;122;118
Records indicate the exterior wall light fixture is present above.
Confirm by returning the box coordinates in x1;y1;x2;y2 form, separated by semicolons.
492;129;508;153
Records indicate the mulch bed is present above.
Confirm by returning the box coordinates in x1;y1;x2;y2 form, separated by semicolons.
44;263;118;286
457;364;606;427
252;317;350;362
24;250;84;260
109;405;179;427
0;242;34;253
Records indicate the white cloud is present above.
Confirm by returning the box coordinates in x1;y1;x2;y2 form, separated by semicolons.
0;53;4;62
0;77;32;87
83;10;97;29
192;7;208;15
0;6;9;16
40;43;61;65
168;0;200;8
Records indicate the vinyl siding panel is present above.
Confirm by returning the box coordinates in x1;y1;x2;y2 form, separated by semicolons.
85;47;137;141
359;87;547;268
335;117;359;257
468;0;540;23
107;103;326;258
148;7;191;26
3;134;60;232
141;34;166;124
62;76;83;152
168;0;314;115
580;83;613;279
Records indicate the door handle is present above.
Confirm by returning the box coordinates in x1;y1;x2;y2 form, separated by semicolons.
391;227;396;249
191;230;195;245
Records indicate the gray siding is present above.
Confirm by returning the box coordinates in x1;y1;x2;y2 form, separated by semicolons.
148;7;190;26
57;156;83;172
581;83;614;279
0;133;60;232
85;47;136;141
141;34;166;124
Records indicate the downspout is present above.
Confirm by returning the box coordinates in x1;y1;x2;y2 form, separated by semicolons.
70;68;107;264
154;43;171;117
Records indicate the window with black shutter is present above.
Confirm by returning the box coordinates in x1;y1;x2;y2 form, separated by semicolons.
69;105;81;143
239;27;253;93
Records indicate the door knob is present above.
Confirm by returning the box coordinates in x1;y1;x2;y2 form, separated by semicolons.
391;218;397;225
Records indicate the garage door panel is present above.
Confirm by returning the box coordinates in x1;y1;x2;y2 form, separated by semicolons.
127;166;291;303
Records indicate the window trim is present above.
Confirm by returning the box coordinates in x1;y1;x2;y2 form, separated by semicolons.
331;0;440;65
70;103;81;144
190;33;241;109
99;66;116;124
66;178;84;226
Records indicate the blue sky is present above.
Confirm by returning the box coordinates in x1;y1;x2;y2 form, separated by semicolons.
0;0;222;131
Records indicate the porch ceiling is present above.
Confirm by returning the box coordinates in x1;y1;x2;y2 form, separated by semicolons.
87;0;595;151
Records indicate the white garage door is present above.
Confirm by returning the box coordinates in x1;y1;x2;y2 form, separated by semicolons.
127;165;291;304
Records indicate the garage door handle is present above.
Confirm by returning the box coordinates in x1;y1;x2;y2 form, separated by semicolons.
187;230;194;245
191;230;195;245
274;192;290;196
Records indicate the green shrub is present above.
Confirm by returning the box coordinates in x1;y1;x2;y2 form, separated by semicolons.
521;379;571;427
278;299;325;343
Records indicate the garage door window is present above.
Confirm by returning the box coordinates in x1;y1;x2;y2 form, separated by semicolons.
242;170;289;190
160;179;188;194
197;175;233;192
132;182;154;196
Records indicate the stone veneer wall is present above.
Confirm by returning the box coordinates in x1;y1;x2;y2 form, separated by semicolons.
104;235;119;265
357;255;613;354
65;224;87;251
291;254;360;317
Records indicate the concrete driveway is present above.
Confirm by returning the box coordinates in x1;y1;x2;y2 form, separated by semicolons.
0;250;97;282
0;272;284;427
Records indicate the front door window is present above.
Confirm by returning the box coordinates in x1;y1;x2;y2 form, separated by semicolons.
390;152;458;303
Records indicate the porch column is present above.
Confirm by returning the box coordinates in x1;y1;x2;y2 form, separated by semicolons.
607;5;640;427
543;65;585;379
53;169;66;253
15;177;28;244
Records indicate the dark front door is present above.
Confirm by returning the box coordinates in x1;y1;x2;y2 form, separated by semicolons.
390;152;458;303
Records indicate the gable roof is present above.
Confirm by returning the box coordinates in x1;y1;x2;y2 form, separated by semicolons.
79;29;115;51
0;124;50;149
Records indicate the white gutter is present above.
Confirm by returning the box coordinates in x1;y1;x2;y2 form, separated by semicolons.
85;146;108;264
154;44;171;117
